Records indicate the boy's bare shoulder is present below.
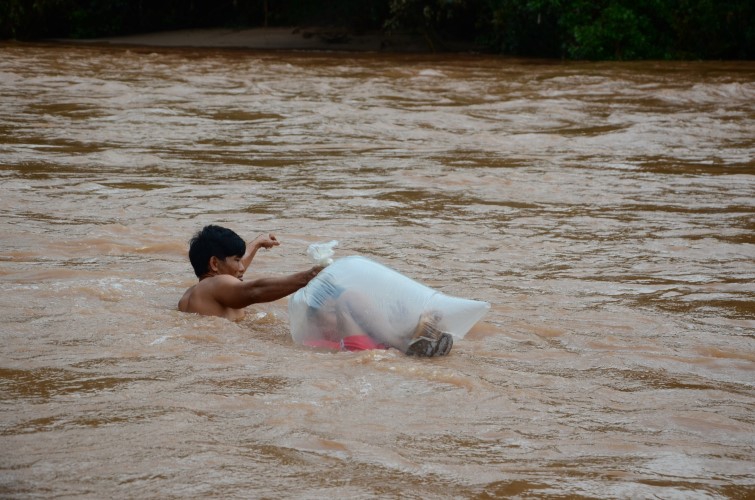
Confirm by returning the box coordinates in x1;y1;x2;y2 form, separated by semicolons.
178;284;197;312
178;275;241;314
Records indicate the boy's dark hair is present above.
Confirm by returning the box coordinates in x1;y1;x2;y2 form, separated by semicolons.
188;225;246;278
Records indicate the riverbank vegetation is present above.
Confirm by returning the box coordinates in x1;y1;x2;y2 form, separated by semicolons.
2;0;753;59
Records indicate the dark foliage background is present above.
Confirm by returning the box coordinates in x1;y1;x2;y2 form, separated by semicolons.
2;0;753;59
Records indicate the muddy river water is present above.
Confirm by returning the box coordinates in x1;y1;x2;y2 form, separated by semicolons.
0;42;753;498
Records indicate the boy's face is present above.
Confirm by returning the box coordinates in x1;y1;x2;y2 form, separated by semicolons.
215;255;245;279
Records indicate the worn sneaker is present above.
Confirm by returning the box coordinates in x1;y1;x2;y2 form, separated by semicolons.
406;311;453;357
406;332;453;357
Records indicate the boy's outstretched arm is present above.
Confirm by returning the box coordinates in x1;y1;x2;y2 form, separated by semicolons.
211;266;322;309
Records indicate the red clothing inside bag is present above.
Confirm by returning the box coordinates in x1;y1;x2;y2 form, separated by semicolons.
303;335;389;352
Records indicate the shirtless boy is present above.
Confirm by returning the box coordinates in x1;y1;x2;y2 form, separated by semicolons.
178;225;322;321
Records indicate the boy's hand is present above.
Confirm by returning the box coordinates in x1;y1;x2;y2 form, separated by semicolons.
252;233;280;250
307;266;324;281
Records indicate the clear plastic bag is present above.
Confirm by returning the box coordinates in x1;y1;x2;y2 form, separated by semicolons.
288;255;490;352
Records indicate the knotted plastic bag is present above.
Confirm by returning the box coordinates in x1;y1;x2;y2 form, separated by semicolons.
288;255;490;352
306;240;339;267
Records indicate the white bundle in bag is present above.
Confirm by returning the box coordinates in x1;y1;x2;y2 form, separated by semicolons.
288;254;490;352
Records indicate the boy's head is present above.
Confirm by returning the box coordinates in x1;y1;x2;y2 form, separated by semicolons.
188;225;246;278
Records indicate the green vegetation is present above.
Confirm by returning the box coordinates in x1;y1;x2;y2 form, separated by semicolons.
2;0;753;59
477;0;755;59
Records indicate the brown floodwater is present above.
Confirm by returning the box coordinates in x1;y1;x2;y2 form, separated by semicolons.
0;42;753;498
